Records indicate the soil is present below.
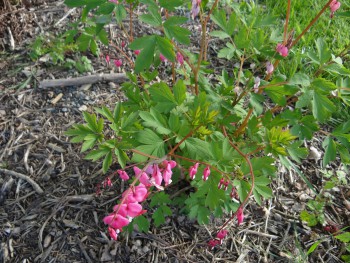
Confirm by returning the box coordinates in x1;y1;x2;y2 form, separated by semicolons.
1;1;349;263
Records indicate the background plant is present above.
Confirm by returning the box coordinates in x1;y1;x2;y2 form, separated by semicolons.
65;0;350;252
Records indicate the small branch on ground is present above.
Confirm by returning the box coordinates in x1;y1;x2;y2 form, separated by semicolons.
39;73;127;89
0;168;44;194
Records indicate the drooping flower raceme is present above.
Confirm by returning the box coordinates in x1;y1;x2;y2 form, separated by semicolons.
104;161;177;240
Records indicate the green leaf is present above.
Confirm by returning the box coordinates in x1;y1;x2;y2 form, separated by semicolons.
97;29;109;45
136;128;164;144
300;210;318;226
156;36;175;62
64;0;87;7
211;9;228;33
307;241;321;255
249;93;264;115
149;82;177;112
159;0;183;11
83;112;99;132
163;18;191;45
133;215;150;233
209;30;231;39
168;113;180;132
95;106;114;122
234;179;251;202
115;148;129;169
312;92;336;123
197;206;210;225
265;85;297;106
312;78;337;93
96;2;115;14
85;148;109;161
287;142;309;163
140;14;162;26
152;205;172;227
115;4;127;24
322;137;337;166
218;43;235;59
335;232;350;243
173;80;186;105
129;36;156;73
81;136;98;153
234;27;249;49
289;73;310;87
324;64;350;76
102;151;113;173
139;109;171;135
77;33;92;52
296;89;313;108
150;192;171;207
316;38;331;65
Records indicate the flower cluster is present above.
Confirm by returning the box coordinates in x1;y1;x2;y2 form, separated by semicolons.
104;160;177;240
188;162;211;181
208;229;228;250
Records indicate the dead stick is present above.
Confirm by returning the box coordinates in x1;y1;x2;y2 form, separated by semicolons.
39;73;127;89
0;168;44;194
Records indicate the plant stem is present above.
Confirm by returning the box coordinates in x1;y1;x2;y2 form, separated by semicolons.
194;0;220;95
291;0;333;48
129;3;134;42
283;0;292;43
219;126;255;231
169;153;232;178
109;42;134;67
168;126;201;156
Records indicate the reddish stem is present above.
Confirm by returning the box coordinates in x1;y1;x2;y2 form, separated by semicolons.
219;126;255;231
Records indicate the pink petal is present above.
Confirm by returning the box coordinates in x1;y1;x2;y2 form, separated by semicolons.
126;202;143;217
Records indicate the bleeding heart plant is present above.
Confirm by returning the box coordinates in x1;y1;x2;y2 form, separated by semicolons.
65;0;349;250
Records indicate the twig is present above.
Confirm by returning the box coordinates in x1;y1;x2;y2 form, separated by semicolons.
237;229;279;240
76;237;93;263
54;7;76;27
39;73;127;88
0;168;44;194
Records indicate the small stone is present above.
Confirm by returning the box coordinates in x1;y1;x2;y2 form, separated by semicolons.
274;213;282;221
299;193;310;202
134;240;142;247
142;246;150;253
79;105;88;111
61;108;68;112
47;91;54;99
0;110;6;116
43;234;52;248
80;84;92;91
84;96;90;101
108;82;117;89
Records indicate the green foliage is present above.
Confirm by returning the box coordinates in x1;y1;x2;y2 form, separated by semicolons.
63;0;350;242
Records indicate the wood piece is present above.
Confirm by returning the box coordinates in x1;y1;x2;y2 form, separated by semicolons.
0;168;44;194
39;73;127;89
